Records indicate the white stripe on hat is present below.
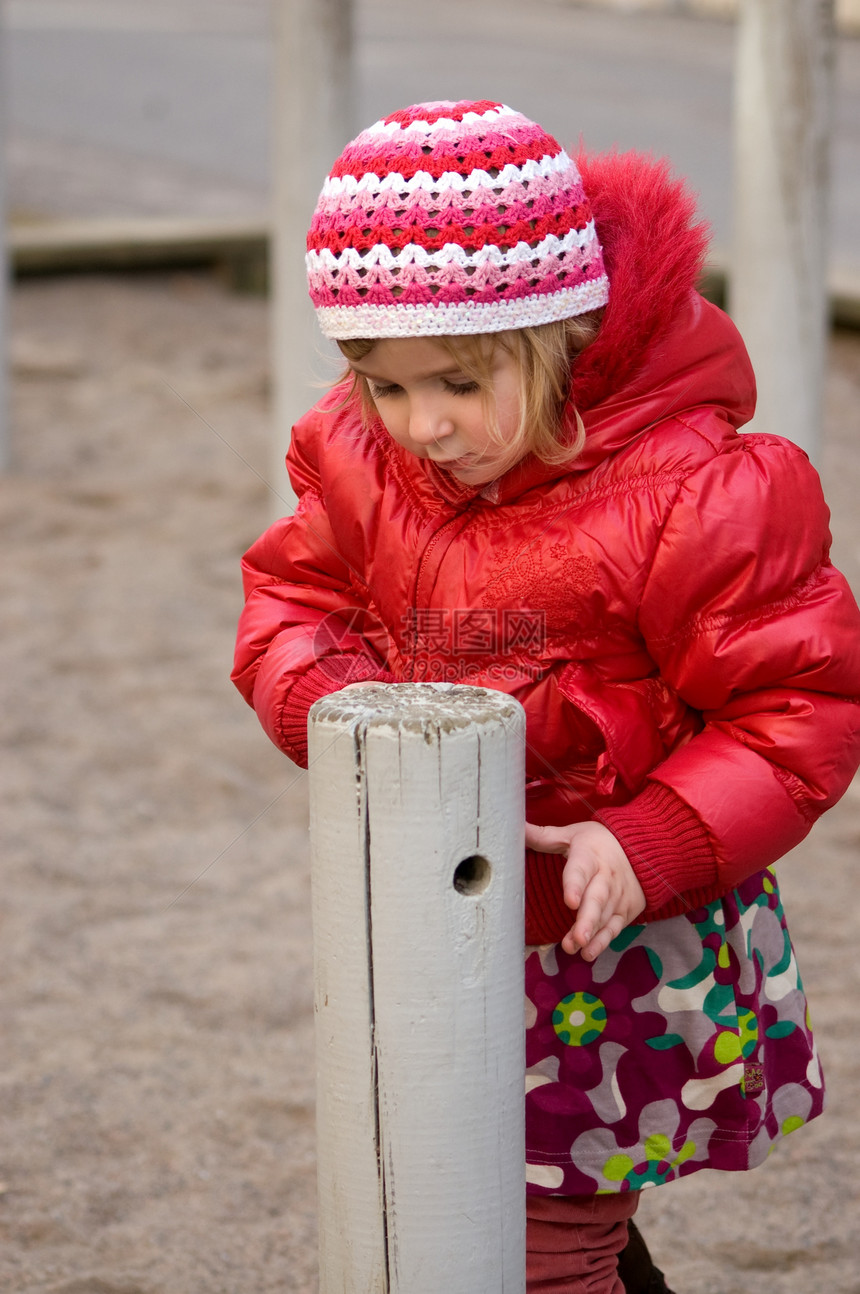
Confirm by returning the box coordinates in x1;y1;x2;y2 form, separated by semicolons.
361;103;522;139
307;221;601;275
319;150;578;200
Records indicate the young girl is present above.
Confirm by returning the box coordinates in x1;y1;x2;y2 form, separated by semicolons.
232;101;860;1292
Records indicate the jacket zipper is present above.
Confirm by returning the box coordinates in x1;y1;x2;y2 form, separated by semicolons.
406;512;469;678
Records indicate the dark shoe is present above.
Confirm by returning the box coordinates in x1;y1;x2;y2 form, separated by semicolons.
617;1218;676;1294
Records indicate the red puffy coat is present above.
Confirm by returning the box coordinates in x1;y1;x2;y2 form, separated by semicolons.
232;152;860;943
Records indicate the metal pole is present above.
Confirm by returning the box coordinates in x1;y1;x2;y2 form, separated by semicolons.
270;0;354;517
730;0;835;460
308;683;527;1293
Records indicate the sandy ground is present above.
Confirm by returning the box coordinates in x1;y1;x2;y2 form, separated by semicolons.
1;270;859;1294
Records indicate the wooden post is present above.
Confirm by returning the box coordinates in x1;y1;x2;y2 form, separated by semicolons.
730;0;835;460
308;683;527;1294
270;0;354;517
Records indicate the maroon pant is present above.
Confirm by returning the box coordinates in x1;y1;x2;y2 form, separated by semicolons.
526;1192;640;1293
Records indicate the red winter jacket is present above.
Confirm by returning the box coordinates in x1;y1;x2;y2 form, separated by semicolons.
232;152;860;942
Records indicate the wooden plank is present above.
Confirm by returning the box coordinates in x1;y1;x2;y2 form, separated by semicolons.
8;216;269;280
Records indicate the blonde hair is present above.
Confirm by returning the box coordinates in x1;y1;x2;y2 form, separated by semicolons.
337;311;603;475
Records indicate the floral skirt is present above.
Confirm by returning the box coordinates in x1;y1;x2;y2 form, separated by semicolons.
524;868;824;1195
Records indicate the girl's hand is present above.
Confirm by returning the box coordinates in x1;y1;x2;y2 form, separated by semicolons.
525;821;646;960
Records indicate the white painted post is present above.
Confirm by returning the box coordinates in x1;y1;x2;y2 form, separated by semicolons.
271;0;353;516
730;0;834;460
308;683;527;1294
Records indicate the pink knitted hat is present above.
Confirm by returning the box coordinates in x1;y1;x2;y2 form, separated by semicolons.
306;100;609;339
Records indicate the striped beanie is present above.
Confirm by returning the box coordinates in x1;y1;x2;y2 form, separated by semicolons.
306;100;609;339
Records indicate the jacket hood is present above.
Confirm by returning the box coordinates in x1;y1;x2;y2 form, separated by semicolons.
405;150;756;506
573;149;711;411
568;149;756;471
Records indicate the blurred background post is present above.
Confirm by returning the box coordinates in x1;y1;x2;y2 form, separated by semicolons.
271;0;354;518
731;0;835;460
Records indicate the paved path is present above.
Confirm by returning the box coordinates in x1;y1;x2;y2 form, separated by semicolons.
5;0;860;268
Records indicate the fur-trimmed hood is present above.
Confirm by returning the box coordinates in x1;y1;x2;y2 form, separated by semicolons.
424;149;756;504
573;149;713;410
572;150;756;445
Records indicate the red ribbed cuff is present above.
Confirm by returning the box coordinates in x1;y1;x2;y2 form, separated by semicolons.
595;781;718;916
525;849;571;945
279;656;396;766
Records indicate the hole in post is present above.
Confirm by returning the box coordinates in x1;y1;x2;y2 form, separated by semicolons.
453;855;492;896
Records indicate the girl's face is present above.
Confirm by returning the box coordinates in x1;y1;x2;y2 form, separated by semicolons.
348;337;522;486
